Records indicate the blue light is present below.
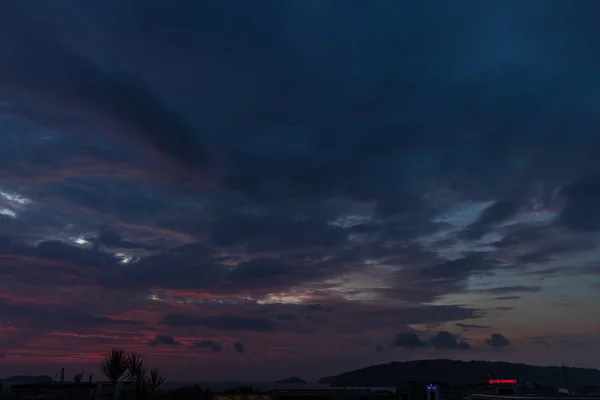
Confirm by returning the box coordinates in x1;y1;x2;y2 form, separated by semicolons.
427;385;437;390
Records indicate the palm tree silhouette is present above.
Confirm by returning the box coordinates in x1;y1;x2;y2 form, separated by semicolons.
125;353;146;384
146;368;166;396
100;348;166;400
100;348;128;400
126;352;149;400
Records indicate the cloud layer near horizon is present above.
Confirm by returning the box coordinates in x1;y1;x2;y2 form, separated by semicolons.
0;0;599;381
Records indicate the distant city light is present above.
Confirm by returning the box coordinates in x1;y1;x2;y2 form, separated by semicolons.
489;379;517;384
427;385;437;390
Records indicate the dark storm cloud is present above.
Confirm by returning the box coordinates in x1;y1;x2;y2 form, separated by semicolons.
6;239;113;268
486;333;511;347
391;254;499;302
492;226;599;278
495;296;520;300
383;276;470;304
429;331;471;350
126;245;344;294
195;340;222;353
521;266;571;277
5;0;600;203
529;337;552;347
513;240;597;266
229;259;309;290
87;230;158;251
147;334;181;347
582;264;600;275
396;305;481;327
233;341;245;354
103;0;600;205
0;238;117;287
474;201;518;227
161;314;278;333
455;323;490;331
124;250;226;292
0;235;507;334
528;334;591;348
0;235;342;296
378;247;492;302
3;0;600;372
306;304;333;312
419;254;494;281
3;0;599;228
0;236;475;303
558;174;600;231
391;331;470;350
276;314;297;321
0;297;143;334
211;215;346;251
0;129;149;185
375;345;385;352
460;201;518;240
262;303;481;334
0;237;209;290
0;16;210;173
518;251;554;265
48;178;173;221
390;332;427;349
492;225;551;249
483;285;543;295
126;0;287;89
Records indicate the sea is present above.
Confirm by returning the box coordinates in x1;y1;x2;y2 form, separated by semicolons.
161;382;395;393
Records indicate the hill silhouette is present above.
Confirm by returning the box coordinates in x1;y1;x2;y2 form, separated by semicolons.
318;360;600;387
274;377;306;384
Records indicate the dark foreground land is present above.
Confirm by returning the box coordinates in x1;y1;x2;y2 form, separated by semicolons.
318;359;600;387
3;360;600;400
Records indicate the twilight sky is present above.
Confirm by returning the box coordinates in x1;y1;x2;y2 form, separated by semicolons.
1;0;600;382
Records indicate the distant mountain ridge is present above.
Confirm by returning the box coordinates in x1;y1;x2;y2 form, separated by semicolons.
274;377;306;384
318;360;600;387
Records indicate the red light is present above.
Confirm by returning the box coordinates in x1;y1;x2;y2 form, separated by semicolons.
489;379;517;384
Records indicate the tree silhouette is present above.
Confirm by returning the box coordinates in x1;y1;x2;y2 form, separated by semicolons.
125;353;146;384
100;348;166;400
126;352;149;400
100;348;128;384
100;348;128;400
147;368;166;395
